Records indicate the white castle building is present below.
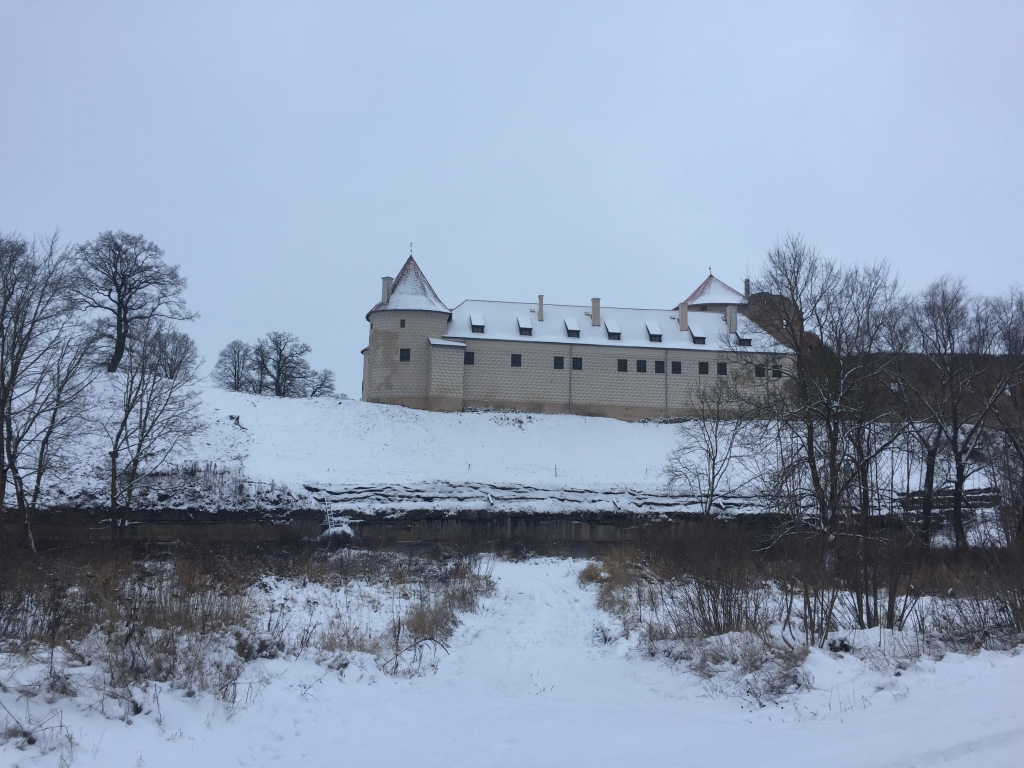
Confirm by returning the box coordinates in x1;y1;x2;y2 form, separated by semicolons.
361;257;777;420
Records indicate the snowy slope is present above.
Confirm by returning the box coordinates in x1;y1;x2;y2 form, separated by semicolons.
196;386;679;490
4;558;1022;768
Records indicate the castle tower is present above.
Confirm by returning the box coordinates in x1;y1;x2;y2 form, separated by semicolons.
362;257;463;410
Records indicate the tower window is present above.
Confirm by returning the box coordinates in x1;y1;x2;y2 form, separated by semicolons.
772;365;783;378
554;356;564;369
717;362;728;376
755;364;765;378
399;348;411;362
636;360;647;373
464;351;475;365
655;360;665;374
400;319;406;328
511;354;522;368
572;357;582;370
671;361;681;374
699;362;709;375
617;359;628;372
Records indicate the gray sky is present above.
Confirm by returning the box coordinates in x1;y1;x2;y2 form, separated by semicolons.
2;1;1022;397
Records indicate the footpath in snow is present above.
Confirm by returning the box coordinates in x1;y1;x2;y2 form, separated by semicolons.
10;559;1024;768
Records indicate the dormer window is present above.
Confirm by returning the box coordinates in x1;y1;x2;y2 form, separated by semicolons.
517;315;533;336
689;329;706;345
470;312;485;334
738;338;752;346
605;319;621;341
564;317;581;339
645;321;662;343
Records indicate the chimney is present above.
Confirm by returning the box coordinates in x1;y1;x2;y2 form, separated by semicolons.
591;298;601;327
726;305;738;334
677;302;688;332
381;276;393;304
743;278;750;300
538;295;544;322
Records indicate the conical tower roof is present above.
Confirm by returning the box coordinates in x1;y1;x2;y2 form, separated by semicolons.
684;274;747;306
368;256;449;316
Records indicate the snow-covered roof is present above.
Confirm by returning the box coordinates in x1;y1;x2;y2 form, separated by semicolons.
429;337;466;347
446;300;773;352
684;274;747;306
368;257;449;316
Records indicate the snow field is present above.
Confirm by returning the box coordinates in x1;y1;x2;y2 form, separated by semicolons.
3;558;1023;768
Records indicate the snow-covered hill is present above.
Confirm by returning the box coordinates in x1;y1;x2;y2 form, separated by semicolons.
196;387;679;490
58;385;716;517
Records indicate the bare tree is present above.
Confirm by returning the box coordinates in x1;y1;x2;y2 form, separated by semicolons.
100;319;203;542
664;379;758;516
898;277;1020;549
212;340;252;392
76;231;194;373
307;368;336;398
255;332;313;397
0;233;96;549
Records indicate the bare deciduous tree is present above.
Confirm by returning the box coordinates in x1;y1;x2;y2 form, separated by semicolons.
664;379;758;516
307;368;336;398
0;232;95;549
76;231;194;373
212;340;252;392
100;319;203;542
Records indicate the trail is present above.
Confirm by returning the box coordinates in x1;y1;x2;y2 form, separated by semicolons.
11;559;1024;768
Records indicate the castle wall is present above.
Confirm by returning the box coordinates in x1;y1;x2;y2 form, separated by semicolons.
363;310;450;410
428;341;465;412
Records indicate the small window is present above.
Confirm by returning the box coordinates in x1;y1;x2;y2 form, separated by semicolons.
400;319;406;328
608;332;620;340
738;338;751;346
655;360;665;374
511;354;522;368
400;348;411;362
564;318;581;338
605;319;621;340
699;362;709;375
692;335;706;345
649;334;662;343
519;327;532;336
755;364;765;378
617;359;628;372
717;362;728;376
636;360;647;373
554;356;564;369
471;324;485;334
772;365;782;378
567;329;580;338
671;361;681;375
571;357;582;371
464;351;475;365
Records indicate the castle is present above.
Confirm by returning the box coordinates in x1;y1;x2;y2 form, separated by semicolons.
361;257;777;420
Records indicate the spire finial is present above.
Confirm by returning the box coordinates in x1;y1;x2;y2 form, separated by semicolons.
410;242;413;258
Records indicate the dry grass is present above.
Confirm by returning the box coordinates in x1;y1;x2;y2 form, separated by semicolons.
0;542;495;710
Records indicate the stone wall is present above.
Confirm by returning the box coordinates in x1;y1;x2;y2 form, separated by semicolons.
363;309;450;409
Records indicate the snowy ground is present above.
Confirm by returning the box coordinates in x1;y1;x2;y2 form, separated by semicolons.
3;558;1022;768
195;387;679;490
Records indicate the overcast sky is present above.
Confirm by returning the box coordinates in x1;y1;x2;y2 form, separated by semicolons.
2;1;1022;396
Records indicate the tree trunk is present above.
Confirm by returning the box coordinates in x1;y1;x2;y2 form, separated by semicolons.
952;455;968;550
919;436;939;549
109;450;118;543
